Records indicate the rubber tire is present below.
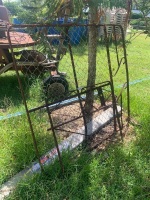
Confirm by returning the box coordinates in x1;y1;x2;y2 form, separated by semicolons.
43;75;69;101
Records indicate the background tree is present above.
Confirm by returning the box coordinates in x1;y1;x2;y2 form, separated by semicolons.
133;0;150;33
3;1;22;16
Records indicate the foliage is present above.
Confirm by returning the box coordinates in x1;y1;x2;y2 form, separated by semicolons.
131;20;147;28
133;0;150;17
131;12;143;19
3;1;22;16
133;0;150;33
17;0;128;23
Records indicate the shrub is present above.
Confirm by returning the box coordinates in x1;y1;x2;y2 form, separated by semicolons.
131;13;143;19
130;19;140;25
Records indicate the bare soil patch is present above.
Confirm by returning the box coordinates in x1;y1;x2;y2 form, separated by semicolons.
50;101;131;151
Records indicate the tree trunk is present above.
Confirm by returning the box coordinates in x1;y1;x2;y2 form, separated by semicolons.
84;6;98;123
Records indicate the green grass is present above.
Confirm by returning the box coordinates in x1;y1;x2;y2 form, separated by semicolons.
0;33;150;199
6;133;150;199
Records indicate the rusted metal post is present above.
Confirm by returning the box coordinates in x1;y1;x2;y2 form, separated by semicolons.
7;26;44;172
104;25;117;133
119;25;130;122
45;100;64;173
68;40;88;140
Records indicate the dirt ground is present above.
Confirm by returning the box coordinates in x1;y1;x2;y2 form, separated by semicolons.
50;101;132;152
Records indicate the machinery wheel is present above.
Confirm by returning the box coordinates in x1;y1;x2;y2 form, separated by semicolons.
43;75;69;100
20;50;47;76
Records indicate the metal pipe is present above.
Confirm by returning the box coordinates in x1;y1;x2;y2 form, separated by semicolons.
119;25;130;122
104;25;117;132
45;100;64;173
68;41;88;139
7;26;44;172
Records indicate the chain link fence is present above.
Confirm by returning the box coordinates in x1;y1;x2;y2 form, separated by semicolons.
0;23;129;173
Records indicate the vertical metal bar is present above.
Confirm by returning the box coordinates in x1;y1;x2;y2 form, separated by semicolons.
114;104;123;140
119;25;130;122
120;94;123;129
112;25;124;139
68;39;88;140
45;100;64;173
7;26;44;171
113;26;121;70
104;25;117;132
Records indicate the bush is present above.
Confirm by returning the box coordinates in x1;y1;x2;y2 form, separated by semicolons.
131;13;143;19
130;19;140;25
4;2;22;16
139;21;146;26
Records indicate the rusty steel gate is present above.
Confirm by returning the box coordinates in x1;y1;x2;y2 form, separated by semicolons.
1;23;130;172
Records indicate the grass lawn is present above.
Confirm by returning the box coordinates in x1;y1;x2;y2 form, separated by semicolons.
0;33;150;199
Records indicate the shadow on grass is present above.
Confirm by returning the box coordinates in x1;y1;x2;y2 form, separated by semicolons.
0;73;29;108
6;119;150;200
0;72;46;111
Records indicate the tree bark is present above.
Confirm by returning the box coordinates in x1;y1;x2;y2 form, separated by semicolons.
84;6;98;123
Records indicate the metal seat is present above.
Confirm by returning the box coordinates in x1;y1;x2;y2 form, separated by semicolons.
0;5;10;23
0;5;10;38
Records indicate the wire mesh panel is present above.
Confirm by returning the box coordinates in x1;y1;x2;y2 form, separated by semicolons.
3;23;129;171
